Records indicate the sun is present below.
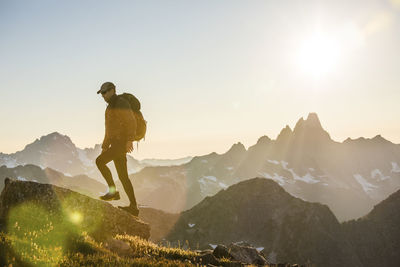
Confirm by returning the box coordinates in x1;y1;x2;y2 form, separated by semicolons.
296;32;341;79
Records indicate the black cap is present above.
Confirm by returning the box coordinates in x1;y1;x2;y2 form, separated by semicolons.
97;82;115;94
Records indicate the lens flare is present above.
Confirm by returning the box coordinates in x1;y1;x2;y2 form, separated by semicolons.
69;211;83;224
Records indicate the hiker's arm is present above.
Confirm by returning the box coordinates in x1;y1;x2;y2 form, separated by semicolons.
102;133;111;150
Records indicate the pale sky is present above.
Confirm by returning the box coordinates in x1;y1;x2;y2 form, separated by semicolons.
1;0;399;159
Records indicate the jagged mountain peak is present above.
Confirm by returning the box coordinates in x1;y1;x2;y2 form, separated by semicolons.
21;132;76;150
294;113;323;131
226;142;247;154
276;125;292;142
256;135;271;145
372;134;392;144
39;131;73;144
292;113;331;142
306;112;322;126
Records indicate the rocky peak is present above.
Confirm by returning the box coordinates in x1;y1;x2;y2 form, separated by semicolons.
226;142;247;154
294;113;323;131
256;135;271;145
276;125;292;142
372;134;392;145
292;113;332;142
21;132;77;153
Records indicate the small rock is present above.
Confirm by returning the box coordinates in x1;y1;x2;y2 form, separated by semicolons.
195;251;221;266
227;243;268;266
213;244;233;259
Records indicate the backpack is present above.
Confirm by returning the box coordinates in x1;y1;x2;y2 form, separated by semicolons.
120;93;147;142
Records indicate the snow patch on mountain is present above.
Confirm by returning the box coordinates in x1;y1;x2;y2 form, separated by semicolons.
17;176;28;181
198;175;228;196
267;159;280;165
39;150;56;155
354;174;378;193
0;155;17;168
391;162;400;173
281;161;320;184
203;176;217;182
371;169;390;181
77;149;94;167
259;172;286;186
188;223;195;228
218;182;228;189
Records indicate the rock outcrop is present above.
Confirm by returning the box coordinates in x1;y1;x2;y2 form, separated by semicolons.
0;178;150;242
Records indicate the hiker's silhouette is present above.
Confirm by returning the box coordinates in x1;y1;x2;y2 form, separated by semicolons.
96;82;139;216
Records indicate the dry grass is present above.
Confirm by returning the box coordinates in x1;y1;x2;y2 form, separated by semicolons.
0;231;198;267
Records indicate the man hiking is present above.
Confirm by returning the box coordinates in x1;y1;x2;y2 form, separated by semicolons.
96;81;139;216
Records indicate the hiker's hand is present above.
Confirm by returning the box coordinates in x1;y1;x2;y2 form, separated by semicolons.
126;141;133;153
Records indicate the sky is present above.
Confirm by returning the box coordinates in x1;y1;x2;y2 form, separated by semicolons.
1;0;399;159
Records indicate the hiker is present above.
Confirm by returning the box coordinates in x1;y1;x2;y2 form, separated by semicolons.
95;81;139;216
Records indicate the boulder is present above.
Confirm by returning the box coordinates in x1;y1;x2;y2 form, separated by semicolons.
195;251;221;266
213;242;268;266
0;178;150;243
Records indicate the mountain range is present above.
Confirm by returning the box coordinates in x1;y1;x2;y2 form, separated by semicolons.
1;113;399;221
128;113;400;221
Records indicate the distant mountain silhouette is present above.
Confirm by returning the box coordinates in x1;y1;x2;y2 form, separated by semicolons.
128;113;400;221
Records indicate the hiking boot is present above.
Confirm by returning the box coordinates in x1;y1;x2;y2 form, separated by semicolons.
118;205;139;216
99;191;120;201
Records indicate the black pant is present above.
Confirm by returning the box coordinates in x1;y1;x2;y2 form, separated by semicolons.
95;141;137;208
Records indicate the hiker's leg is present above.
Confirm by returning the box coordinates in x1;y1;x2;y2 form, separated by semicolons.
114;154;138;208
96;148;116;189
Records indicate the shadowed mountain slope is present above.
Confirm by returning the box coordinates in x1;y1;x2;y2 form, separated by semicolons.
167;177;361;267
342;189;400;267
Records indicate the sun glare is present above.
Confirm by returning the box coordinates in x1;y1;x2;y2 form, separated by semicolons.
296;32;341;79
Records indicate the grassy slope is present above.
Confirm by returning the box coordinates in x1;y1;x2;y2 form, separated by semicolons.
0;232;199;267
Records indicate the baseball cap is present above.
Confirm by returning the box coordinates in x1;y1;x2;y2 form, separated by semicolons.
97;82;115;94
